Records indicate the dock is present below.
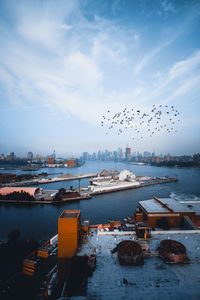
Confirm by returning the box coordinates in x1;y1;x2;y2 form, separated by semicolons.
2;173;98;187
89;177;178;195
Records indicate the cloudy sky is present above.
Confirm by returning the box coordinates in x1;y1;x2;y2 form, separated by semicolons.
0;0;200;157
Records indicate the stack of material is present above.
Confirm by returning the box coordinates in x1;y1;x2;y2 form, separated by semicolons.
117;240;144;265
22;259;38;276
37;248;49;258
158;239;188;263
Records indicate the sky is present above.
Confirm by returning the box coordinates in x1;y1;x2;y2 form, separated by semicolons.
0;0;200;157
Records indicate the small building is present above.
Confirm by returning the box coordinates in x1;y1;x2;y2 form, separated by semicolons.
66;159;76;167
47;157;55;165
0;173;17;184
135;197;197;228
136;223;151;239
58;210;81;258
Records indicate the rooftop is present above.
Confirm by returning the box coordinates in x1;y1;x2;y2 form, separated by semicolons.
59;210;80;219
77;229;200;300
139;197;195;214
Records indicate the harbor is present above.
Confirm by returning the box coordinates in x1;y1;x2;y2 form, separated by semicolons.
0;170;178;204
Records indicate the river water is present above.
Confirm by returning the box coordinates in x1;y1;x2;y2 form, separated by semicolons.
0;161;200;239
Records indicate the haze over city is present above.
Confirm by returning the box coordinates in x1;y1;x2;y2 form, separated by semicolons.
0;0;200;156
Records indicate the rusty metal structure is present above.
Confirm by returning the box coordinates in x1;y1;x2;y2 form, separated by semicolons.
117;240;144;265
158;239;187;263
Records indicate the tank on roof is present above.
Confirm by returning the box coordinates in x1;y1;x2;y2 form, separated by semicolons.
158;239;188;263
118;170;136;181
117;240;144;265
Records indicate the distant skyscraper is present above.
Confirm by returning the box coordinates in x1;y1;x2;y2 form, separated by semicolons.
82;152;89;161
27;151;33;161
118;147;123;159
125;147;131;161
7;152;15;161
52;150;56;159
143;151;151;158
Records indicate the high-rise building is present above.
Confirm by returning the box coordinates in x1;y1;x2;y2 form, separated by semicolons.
143;151;151;158
27;152;33;161
7;152;15;161
125;147;131;161
193;153;200;166
52;150;56;159
118;148;123;159
82;152;89;161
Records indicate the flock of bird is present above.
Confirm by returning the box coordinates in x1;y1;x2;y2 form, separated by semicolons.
100;104;180;140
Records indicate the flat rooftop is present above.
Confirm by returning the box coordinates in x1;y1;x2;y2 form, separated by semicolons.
158;198;194;213
139;198;169;213
60;210;80;219
139;197;195;214
77;229;200;300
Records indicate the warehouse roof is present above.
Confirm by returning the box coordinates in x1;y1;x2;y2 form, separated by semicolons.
139;198;169;213
157;198;194;213
139;197;195;214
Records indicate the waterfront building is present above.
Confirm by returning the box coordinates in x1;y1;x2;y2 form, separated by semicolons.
118;147;123;159
134;197;199;228
47;157;55;165
27;151;33;162
193;153;200;166
125;147;131;161
143;151;151;158
7;151;15;161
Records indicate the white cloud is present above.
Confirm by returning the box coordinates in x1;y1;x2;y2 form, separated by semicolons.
0;0;200;155
169;51;200;80
65;51;102;90
162;75;200;104
60;23;72;31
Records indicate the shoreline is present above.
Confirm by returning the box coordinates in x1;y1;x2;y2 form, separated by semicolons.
0;194;91;205
1;172;98;187
0;178;177;204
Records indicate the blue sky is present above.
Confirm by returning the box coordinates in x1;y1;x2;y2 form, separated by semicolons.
0;0;200;156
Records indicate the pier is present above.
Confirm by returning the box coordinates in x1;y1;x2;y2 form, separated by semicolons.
2;172;98;187
0;171;178;204
90;177;178;195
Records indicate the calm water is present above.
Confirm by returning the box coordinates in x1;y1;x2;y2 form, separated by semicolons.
0;161;200;239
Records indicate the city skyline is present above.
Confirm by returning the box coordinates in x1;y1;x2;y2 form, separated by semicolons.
0;147;199;160
0;0;200;155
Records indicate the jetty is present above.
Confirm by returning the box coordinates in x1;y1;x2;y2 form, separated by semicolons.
89;176;178;195
2;173;98;187
0;170;178;204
